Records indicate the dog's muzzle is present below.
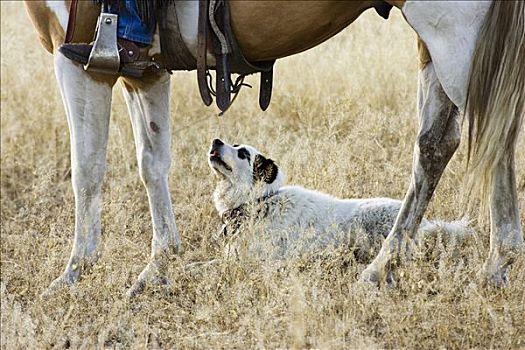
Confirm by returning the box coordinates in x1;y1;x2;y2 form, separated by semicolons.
209;138;223;160
209;139;231;171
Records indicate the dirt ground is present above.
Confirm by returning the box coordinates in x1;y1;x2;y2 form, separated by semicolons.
1;2;524;349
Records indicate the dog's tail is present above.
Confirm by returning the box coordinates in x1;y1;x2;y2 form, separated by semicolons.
418;217;473;240
415;218;474;261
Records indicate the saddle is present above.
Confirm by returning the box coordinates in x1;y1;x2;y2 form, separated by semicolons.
67;0;274;113
159;0;275;113
66;0;393;114
202;0;275;113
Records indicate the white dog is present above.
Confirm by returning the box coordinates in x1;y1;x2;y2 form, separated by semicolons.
208;139;468;259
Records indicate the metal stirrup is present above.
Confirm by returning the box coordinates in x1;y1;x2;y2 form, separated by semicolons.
84;11;120;74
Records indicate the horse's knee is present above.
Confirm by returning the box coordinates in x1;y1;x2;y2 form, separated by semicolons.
138;151;170;187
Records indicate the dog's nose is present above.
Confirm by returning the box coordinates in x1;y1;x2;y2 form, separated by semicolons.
212;139;224;148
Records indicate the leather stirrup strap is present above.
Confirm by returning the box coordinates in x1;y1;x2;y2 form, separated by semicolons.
259;68;273;111
221;0;275;111
213;1;231;112
65;0;79;43
197;0;213;106
215;54;231;112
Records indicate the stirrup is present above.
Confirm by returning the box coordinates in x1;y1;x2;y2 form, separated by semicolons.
84;12;120;74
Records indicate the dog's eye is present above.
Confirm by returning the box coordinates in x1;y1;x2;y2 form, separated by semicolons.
232;144;239;147
237;148;251;162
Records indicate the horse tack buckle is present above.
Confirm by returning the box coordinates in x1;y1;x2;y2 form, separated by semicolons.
84;13;120;74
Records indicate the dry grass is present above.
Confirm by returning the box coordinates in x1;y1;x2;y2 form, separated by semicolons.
1;2;525;349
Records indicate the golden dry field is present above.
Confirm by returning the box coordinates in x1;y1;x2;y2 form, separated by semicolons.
1;2;525;349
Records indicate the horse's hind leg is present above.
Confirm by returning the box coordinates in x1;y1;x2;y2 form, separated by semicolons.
44;54;117;296
361;61;460;285
120;73;181;297
483;156;523;286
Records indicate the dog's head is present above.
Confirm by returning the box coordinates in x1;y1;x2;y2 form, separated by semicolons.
208;138;284;198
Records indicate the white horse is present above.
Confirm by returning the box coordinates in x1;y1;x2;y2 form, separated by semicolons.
25;1;523;296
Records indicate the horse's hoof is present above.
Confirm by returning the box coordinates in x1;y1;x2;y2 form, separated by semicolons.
359;265;381;287
126;263;171;298
478;262;508;288
385;270;397;288
126;280;146;298
40;271;78;300
126;275;171;298
359;263;399;288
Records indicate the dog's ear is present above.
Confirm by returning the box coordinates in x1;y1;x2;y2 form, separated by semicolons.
253;154;278;184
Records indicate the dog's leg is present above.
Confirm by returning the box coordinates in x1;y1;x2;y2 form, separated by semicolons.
120;73;181;297
44;54;117;296
361;61;460;285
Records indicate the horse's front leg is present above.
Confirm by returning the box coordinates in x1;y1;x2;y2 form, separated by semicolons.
44;54;117;297
120;73;181;297
361;61;460;285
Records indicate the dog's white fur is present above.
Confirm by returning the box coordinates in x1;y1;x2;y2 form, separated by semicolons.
209;139;468;258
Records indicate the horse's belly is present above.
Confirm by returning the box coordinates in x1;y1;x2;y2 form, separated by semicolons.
230;1;373;61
